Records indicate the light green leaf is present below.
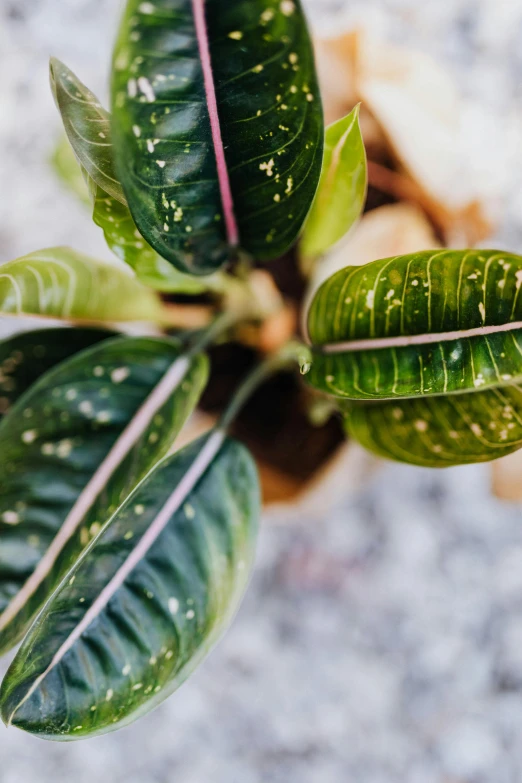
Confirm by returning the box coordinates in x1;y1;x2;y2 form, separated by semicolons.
50;58;126;205
345;384;522;468
307;250;522;400
0;247;163;322
51;135;91;206
0;335;209;655
301;106;367;261
0;432;259;740
111;0;324;275
0;327;113;418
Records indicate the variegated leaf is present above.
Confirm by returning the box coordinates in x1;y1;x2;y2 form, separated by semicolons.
307;250;522;400
50;58;126;205
0;328;113;417
51;61;210;294
0;247;162;322
111;0;324;275
345;384;522;468
0;335;208;654
0;433;259;740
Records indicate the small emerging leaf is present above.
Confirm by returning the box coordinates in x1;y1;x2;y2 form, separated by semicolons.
1;433;259;740
50;58;126;205
0;328;113;417
301;106;367;261
0;247;163;322
0;336;208;654
111;0;324;275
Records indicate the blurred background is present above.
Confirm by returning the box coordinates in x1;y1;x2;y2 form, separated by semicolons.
3;0;522;781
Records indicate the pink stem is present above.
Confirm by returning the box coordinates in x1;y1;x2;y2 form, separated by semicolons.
192;0;239;247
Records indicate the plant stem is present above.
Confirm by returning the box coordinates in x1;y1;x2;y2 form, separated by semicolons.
218;341;312;432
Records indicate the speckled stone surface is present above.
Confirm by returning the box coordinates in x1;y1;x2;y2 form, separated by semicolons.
2;1;522;781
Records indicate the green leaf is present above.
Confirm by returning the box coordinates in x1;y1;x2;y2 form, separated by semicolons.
111;0;324;275
301;106;367;261
0;433;259;740
345;384;522;468
50;58;126;205
0;247;163;322
0;328;113;417
307;250;522;400
0;336;209;655
51;135;91;206
50;60;210;294
92;189;207;294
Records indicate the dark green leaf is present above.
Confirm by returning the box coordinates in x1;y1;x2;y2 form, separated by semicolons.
0;433;259;740
50;60;212;294
0;328;113;417
50;58;126;205
0;336;208;654
345;384;522;468
92;189;208;294
301;105;367;261
111;0;324;275
307;250;522;400
0;247;163;322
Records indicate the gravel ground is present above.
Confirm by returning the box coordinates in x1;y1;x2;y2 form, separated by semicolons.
2;1;522;781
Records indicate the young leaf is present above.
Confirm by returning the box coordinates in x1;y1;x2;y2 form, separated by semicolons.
301;106;367;261
0;247;162;322
0;328;113;417
0;336;208;654
0;433;260;740
345;384;522;468
50;58;126;205
307;250;522;400
111;0;324;275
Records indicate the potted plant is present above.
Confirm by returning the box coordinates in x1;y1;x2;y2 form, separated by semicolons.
0;0;519;741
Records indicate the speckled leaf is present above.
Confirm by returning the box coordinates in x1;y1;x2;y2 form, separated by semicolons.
307;250;522;400
0;433;259;740
51;60;209;294
0;328;113;418
50;58;126;205
345;384;522;468
92;189;208;294
0;336;209;655
111;0;324;275
301;106;367;261
0;247;163;322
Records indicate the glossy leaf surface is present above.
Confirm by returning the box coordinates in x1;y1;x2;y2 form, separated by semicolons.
0;328;113;417
1;434;259;740
0;336;208;654
92;190;207;294
50;58;126;205
0;247;162;322
307;250;522;400
111;0;324;275
345;384;522;468
301;106;367;261
51;60;210;294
